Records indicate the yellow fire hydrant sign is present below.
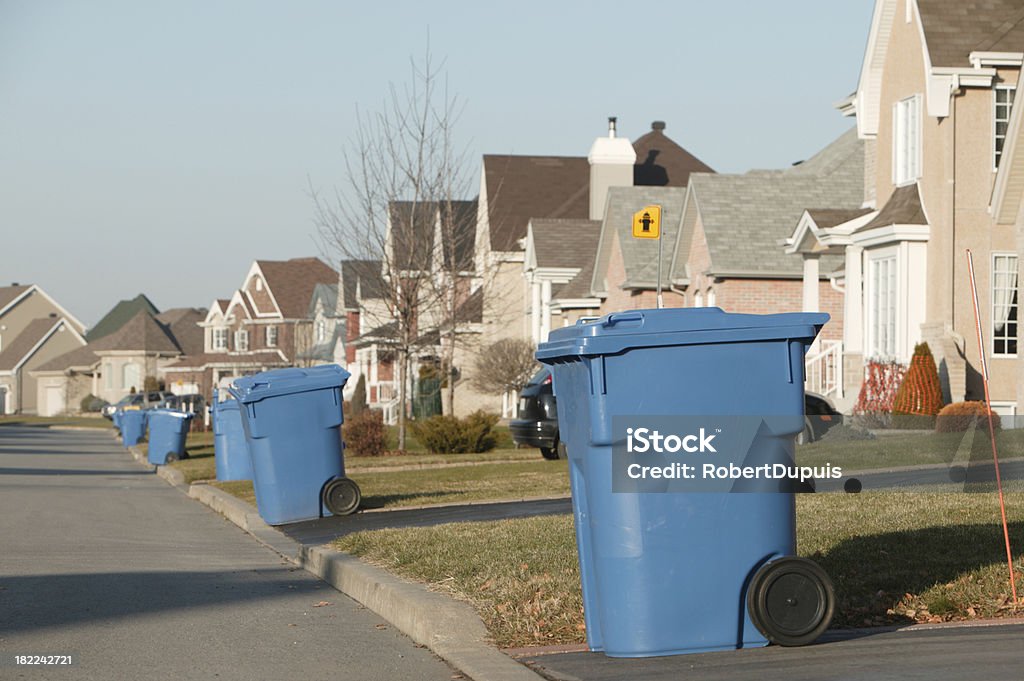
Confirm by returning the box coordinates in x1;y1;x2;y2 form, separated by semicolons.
632;205;661;239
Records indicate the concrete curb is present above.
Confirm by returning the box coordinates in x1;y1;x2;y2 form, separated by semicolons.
136;457;545;681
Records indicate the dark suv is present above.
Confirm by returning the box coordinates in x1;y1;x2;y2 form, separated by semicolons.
511;368;841;458
509;368;564;460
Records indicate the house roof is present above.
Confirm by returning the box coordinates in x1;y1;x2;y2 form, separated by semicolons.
918;0;1024;68
632;121;715;187
87;294;160;342
483;155;591;252
454;287;483;324
255;257;338;319
156;308;206;356
389;202;439;271
0;285;32;313
591;186;689;293
340;259;383;310
308;283;339;317
441;200;478;271
674;127;863;278
805;208;875;229
91;309;181;354
531;219;603;269
855;184;928;232
0;317;64;371
33;344;100;373
161;350;287;371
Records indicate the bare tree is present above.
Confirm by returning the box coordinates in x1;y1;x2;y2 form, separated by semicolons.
312;48;474;449
471;338;539;398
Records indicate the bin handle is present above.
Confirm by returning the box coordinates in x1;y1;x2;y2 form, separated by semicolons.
602;311;645;327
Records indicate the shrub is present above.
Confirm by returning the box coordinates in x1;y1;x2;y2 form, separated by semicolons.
853;361;907;427
344;409;387;457
410;410;500;454
891;343;943;428
80;394;107;413
935;401;1002;433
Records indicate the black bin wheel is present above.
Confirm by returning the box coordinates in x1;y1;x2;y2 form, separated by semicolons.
164;452;179;464
323;477;361;516
747;556;835;647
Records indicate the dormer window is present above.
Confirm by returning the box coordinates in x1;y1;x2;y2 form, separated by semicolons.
893;95;921;185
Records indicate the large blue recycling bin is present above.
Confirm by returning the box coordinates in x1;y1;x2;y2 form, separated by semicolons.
229;364;350;525
120;409;148;447
536;308;827;658
147;409;193;465
213;391;252;481
112;408;123;432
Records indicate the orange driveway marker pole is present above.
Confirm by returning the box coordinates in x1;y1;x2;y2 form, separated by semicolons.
965;249;1018;604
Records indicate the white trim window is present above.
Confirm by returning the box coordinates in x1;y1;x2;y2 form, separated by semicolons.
869;255;897;358
235;329;249;352
893;95;921;185
694;291;704;308
706;288;716;308
122;363;141;392
992;253;1018;356
265;325;278;347
316;319;327;343
212;327;228;351
995;85;1016;169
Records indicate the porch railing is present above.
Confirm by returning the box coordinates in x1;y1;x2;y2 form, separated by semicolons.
805;340;842;399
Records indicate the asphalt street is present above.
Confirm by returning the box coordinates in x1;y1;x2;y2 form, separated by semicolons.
520;623;1024;681
0;425;457;681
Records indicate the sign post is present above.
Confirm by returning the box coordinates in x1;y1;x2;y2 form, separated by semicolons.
632;205;664;308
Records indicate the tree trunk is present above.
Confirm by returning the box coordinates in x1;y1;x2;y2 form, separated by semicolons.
397;348;407;451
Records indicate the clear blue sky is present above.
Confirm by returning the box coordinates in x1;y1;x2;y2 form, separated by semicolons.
0;1;874;327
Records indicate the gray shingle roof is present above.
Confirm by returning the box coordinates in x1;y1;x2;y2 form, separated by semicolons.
91;310;181;354
531;219;602;269
591;186;689;294
33;344;99;373
308;283;339;317
632;121;715;186
0;318;63;371
0;285;32;313
673;127;863;278
256;257;338;319
806;208;874;229
340;260;383;310
855;184;928;232
156;308;206;357
86;294;159;342
918;0;1024;67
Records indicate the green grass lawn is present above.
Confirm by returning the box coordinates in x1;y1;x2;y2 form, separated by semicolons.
0;415;111;428
213;458;569;511
336;492;1024;649
798;427;1024;472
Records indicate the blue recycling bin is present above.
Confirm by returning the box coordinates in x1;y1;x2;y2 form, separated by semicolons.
147;409;193;465
120;409;148;447
112;408;123;432
536;308;831;658
229;364;361;525
213;391;252;481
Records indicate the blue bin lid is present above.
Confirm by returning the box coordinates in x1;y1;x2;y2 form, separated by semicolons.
229;364;350;404
536;308;828;361
150;409;193;420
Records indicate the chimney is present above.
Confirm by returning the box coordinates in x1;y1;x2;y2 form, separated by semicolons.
588;116;636;221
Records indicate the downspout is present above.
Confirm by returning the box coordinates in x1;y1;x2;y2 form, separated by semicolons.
950;87;959;331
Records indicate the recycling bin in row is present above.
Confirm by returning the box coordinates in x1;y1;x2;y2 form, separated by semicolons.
147;409;193;466
536;308;835;658
212;389;252;481
229;364;360;525
120;409;148;447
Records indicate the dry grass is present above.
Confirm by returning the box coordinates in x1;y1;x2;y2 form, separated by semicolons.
335;492;1024;649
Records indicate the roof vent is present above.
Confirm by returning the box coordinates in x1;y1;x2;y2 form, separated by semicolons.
49;313;57;318
11;282;19;286
608;116;618;138
651;121;666;131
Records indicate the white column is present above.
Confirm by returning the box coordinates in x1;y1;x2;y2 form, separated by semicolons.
531;279;542;344
845;246;864;354
802;256;820;312
540;280;552;342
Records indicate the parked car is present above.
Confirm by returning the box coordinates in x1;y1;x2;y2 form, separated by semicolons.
510;368;842;458
157;393;206;414
101;391;175;419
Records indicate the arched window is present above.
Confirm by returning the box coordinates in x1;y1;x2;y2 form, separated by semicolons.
694;291;704;308
707;288;716;308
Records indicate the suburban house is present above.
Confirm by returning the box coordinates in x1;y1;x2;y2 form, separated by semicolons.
785;0;1024;416
299;283;343;367
162;257;337;397
30;304;205;414
0;284;86;415
85;294;159;342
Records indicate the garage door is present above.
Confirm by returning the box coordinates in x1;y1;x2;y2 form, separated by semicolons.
43;386;65;417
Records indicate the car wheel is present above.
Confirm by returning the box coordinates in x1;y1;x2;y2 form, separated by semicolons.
540;433;561;461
